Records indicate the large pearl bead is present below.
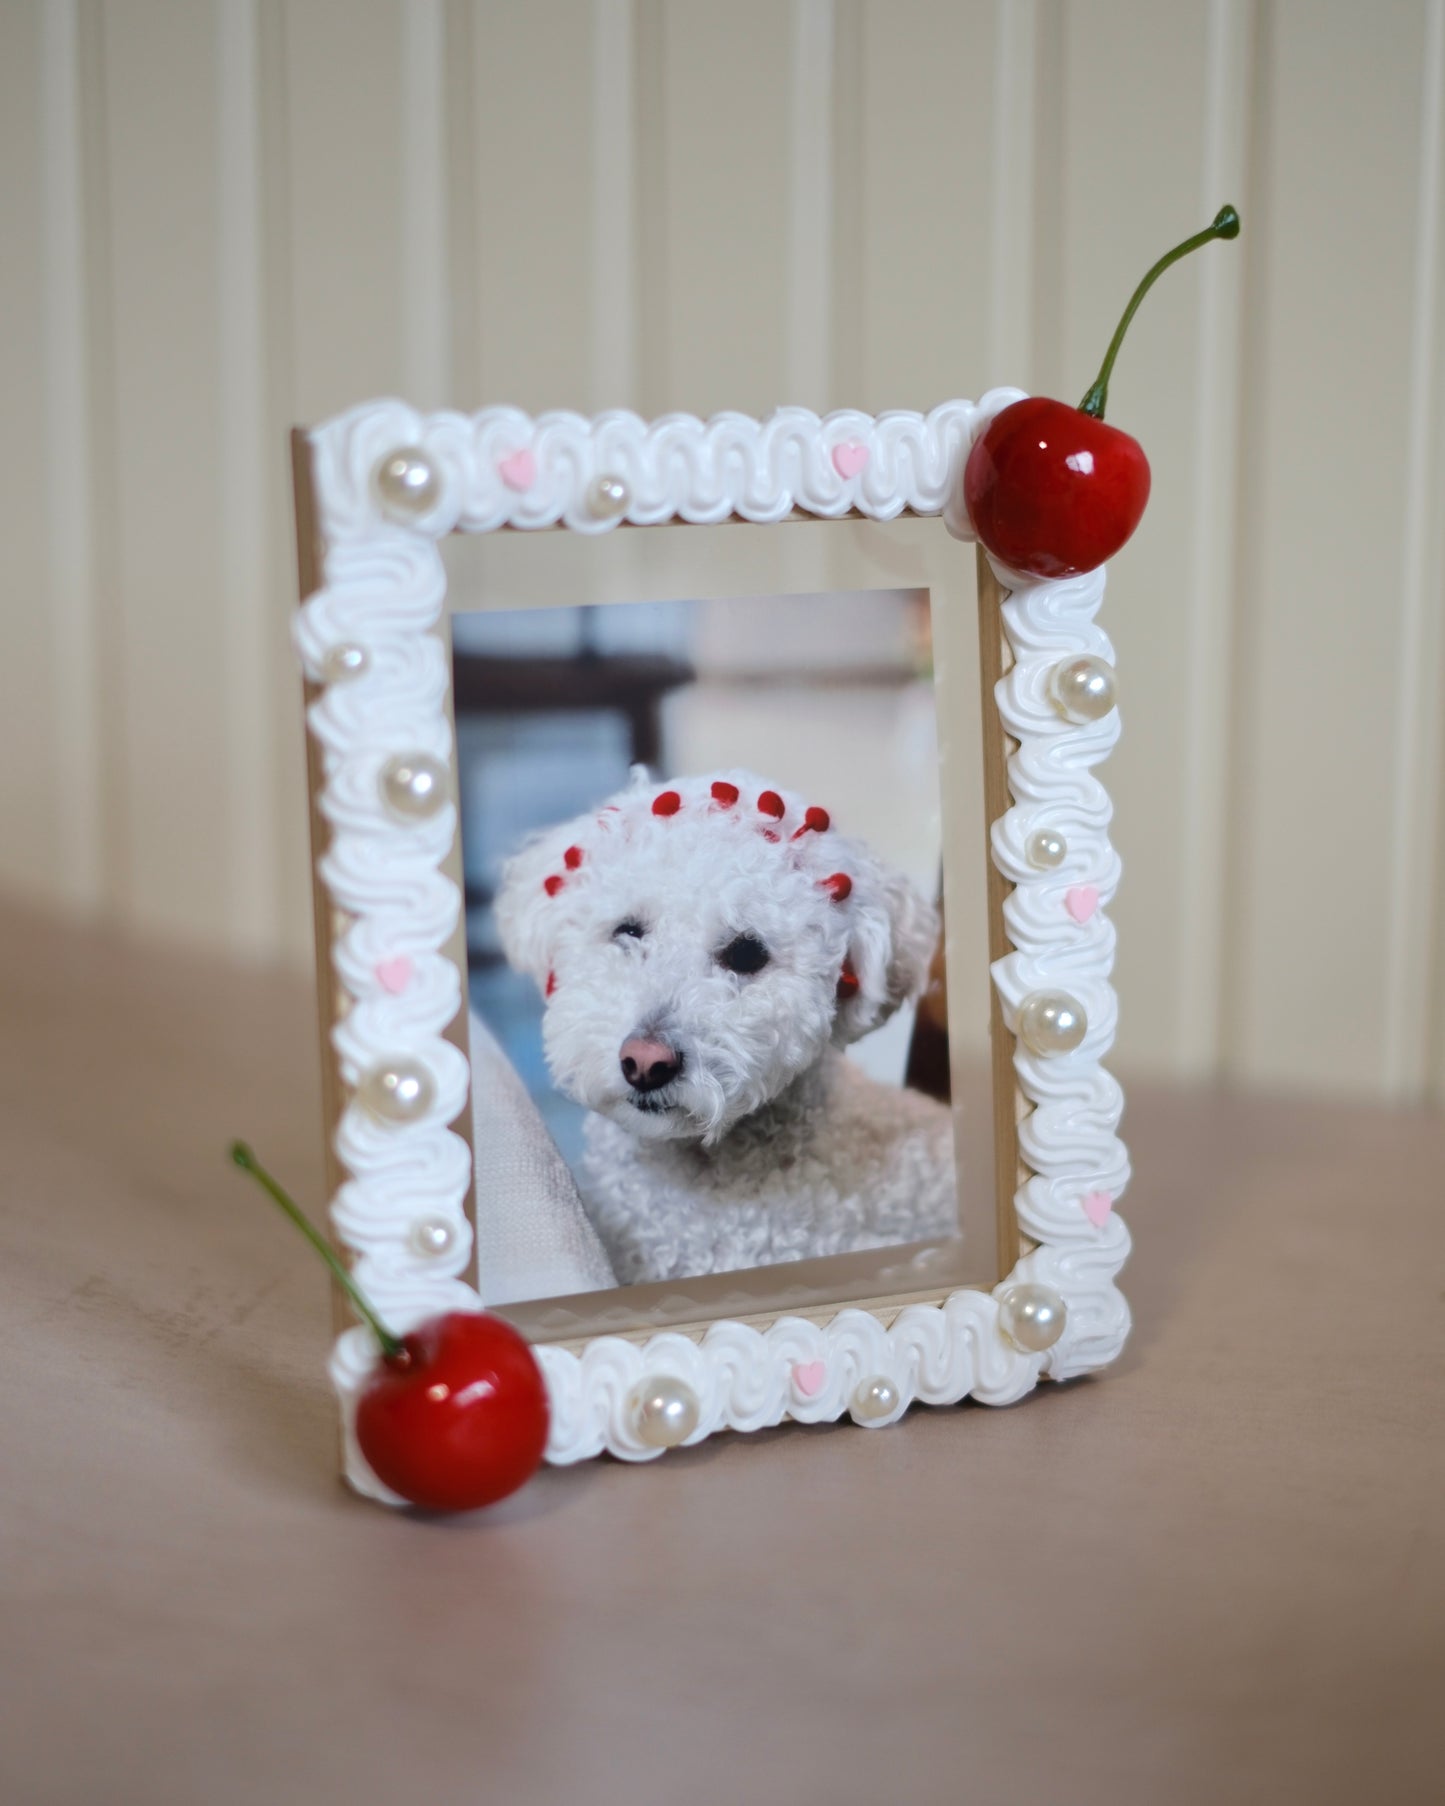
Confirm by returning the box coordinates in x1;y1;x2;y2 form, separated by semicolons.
379;752;449;819
1049;655;1117;723
373;445;442;521
851;1375;901;1423
1016;990;1087;1056
409;1216;456;1257
356;1058;435;1123
1025;827;1067;869
321;642;368;683
998;1283;1067;1352
586;473;631;520
629;1375;701;1448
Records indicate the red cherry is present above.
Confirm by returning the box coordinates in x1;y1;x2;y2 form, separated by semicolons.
357;1311;549;1512
964;206;1239;579
964;398;1151;579
228;1142;548;1513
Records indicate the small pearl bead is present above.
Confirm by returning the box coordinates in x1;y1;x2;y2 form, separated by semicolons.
1016;990;1087;1056
409;1216;456;1257
629;1376;700;1448
998;1283;1067;1353
1049;655;1116;723
356;1058;435;1123
320;643;368;683
851;1375;901;1423
1026;827;1067;869
586;473;631;520
373;445;442;521
379;752;449;819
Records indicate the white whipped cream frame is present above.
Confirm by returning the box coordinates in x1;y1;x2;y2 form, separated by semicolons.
292;395;1131;1494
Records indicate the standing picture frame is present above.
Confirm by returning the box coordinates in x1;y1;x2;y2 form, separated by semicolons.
291;394;1130;1497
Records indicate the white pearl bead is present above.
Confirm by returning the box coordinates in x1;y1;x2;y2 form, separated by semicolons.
1026;828;1067;869
851;1375;901;1423
586;473;631;520
1016;990;1087;1056
629;1375;700;1448
379;752;449;819
320;643;368;683
409;1216;456;1257
1049;655;1116;723
998;1283;1067;1352
356;1058;435;1123
373;445;442;521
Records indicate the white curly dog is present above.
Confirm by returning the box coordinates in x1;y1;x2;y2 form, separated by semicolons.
495;769;958;1284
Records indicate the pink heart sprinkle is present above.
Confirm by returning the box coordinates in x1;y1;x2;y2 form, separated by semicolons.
832;441;869;480
1065;885;1100;924
792;1360;827;1398
375;955;414;995
498;449;536;492
1082;1190;1113;1228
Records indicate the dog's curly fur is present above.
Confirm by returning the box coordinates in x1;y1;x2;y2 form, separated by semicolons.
495;768;958;1283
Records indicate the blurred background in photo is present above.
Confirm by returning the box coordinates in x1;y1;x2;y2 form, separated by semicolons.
451;589;943;1167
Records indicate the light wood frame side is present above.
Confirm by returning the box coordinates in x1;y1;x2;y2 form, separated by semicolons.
975;547;1028;1275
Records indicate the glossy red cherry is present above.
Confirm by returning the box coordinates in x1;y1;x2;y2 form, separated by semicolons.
964;206;1239;579
356;1311;549;1512
229;1142;549;1513
964;397;1151;579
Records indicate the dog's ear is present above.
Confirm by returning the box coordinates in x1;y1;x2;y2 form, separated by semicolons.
834;856;939;1044
493;819;582;988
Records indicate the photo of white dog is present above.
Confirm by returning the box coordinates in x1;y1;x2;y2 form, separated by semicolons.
494;767;959;1284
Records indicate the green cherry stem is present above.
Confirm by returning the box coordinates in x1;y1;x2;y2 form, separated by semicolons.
1078;204;1241;420
228;1140;407;1361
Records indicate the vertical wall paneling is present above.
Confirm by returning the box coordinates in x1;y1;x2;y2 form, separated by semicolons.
282;0;408;423
217;0;280;957
102;2;234;942
855;2;998;413
632;0;668;420
590;0;637;410
1385;0;1445;1096
257;0;315;965
1228;0;1429;1094
469;0;594;411
1056;2;1222;1077
0;2;57;904
784;0;834;413
42;0;104;912
400;0;451;409
987;0;1037;386
442;0;480;408
1174;0;1254;1077
826;0;863;407
4;1;1445;1107
654;2;793;418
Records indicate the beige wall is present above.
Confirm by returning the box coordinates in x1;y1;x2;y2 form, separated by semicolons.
4;0;1444;1103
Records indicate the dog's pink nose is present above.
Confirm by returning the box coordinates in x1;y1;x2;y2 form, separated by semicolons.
620;1036;681;1093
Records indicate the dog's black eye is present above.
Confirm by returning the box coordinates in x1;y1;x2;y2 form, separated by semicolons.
717;933;770;975
613;919;645;940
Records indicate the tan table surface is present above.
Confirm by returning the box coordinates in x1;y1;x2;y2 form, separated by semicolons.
2;902;1442;1806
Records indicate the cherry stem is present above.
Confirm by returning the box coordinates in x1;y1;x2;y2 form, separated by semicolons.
1079;205;1240;420
228;1141;407;1361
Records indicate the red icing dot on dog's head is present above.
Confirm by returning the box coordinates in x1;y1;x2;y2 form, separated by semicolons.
821;872;852;902
757;791;785;820
652;791;682;817
710;781;739;807
543;874;565;897
564;845;583;869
